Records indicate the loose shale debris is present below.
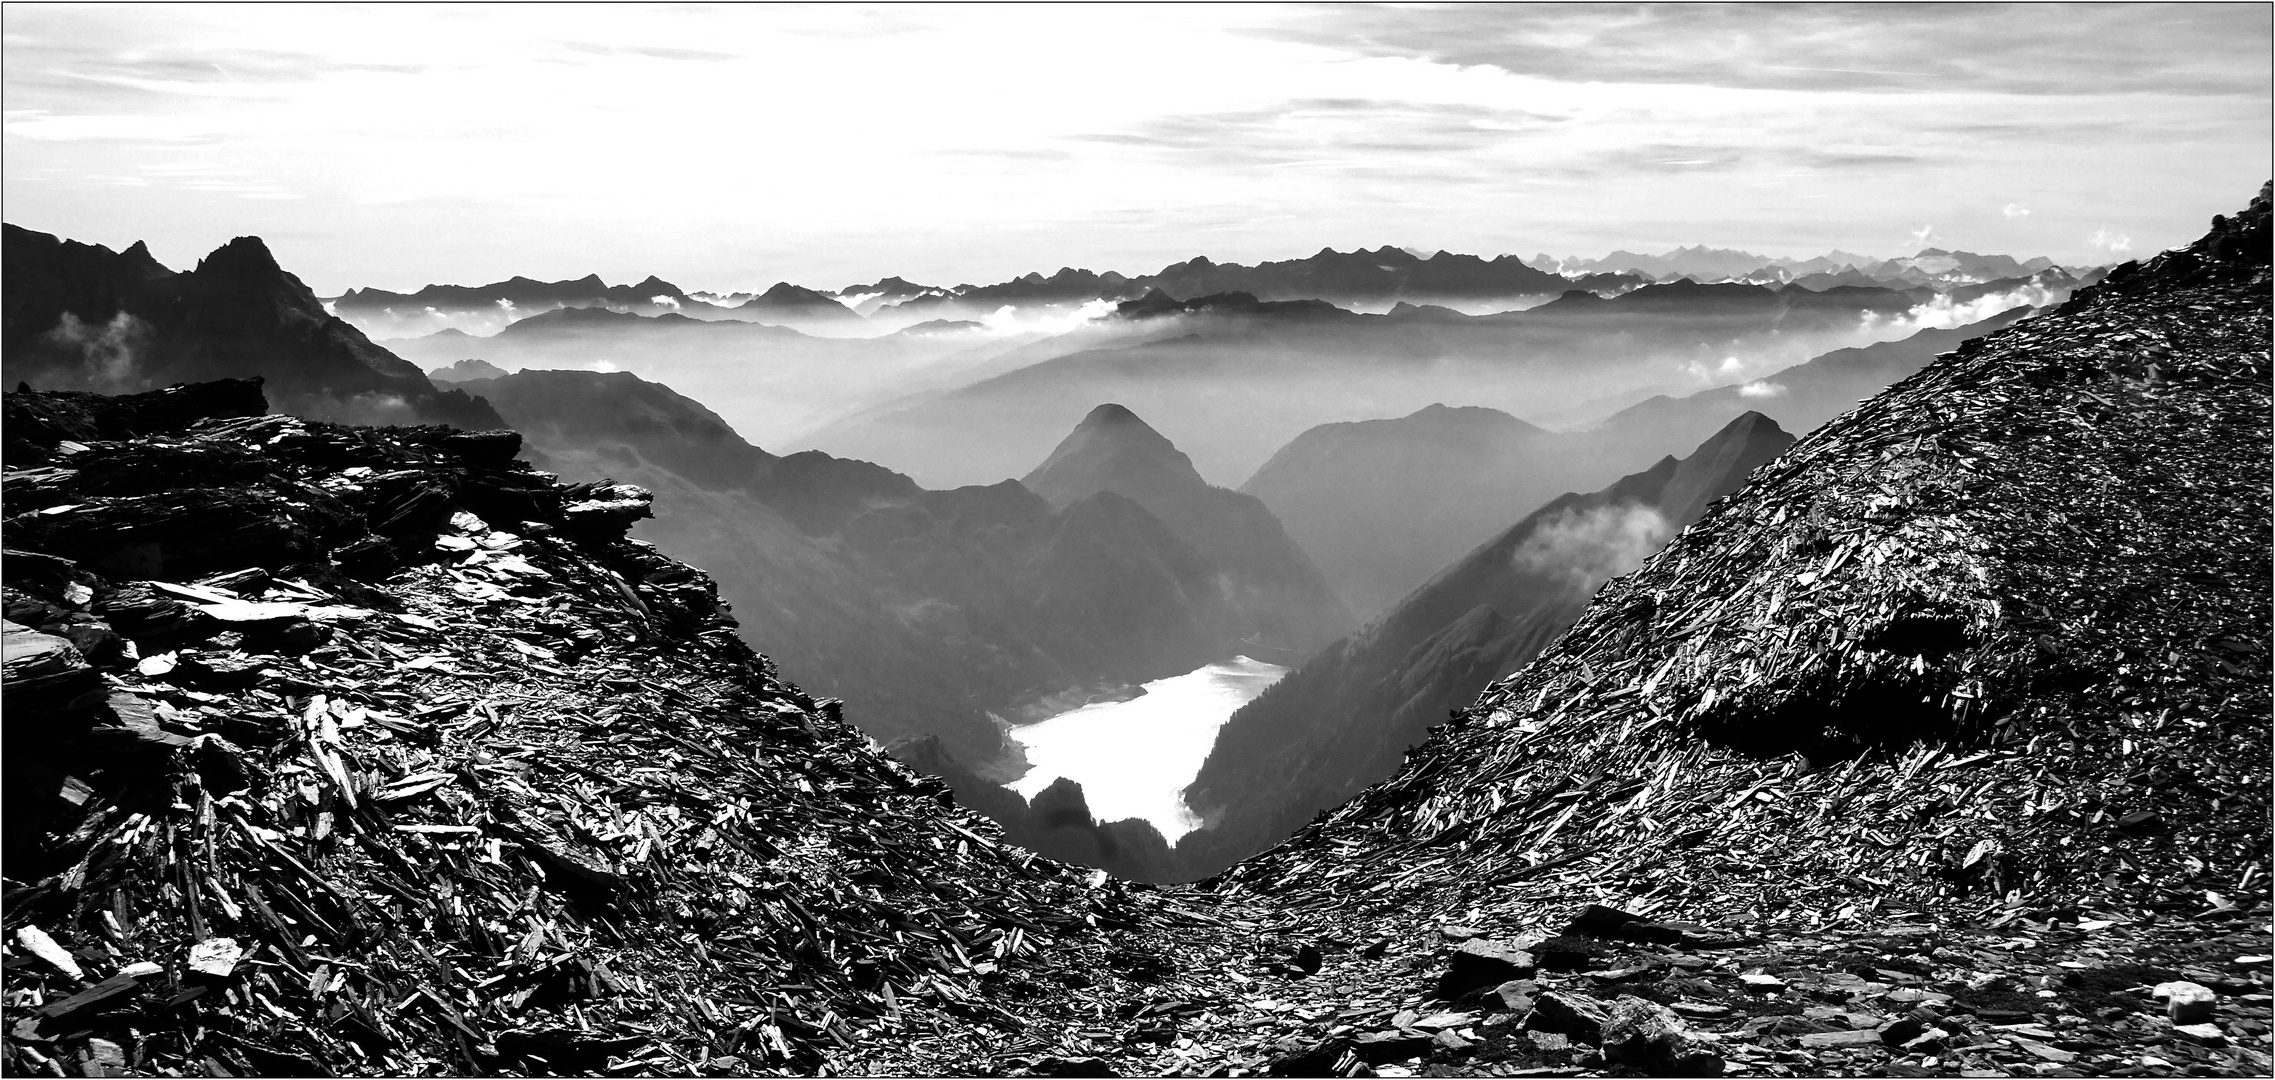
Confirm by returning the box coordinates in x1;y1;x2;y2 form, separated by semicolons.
3;186;2270;1077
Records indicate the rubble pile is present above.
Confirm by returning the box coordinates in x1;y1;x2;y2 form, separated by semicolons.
0;381;1247;1077
1229;185;2270;920
1150;187;2271;1074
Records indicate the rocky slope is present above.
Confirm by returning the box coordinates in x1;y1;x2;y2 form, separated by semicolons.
0;380;1265;1077
1181;412;1795;879
2;226;501;432
448;370;1307;774
1239;312;2034;620
3;190;2262;1079
1185;185;2271;1075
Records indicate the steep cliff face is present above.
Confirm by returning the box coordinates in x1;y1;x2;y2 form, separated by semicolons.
2;225;501;431
1181;412;1794;878
1227;186;2271;930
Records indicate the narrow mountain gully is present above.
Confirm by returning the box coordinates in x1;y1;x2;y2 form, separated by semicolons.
3;193;2270;1078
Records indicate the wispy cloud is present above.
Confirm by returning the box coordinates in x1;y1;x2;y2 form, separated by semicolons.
1;4;2263;290
1258;4;2271;97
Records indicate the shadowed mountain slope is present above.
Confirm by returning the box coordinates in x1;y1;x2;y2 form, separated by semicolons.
453;372;1266;773
0;380;1261;1077
1227;186;2272;937
1181;412;1793;877
1240;310;2044;618
1022;403;1353;659
2;225;502;431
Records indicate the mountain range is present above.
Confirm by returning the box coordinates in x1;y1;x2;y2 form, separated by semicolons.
447;371;1347;774
1179;411;1795;876
797;277;1942;491
0;185;2260;1077
0;213;2111;891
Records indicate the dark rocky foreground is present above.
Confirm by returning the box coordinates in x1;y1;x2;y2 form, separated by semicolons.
0;382;1252;1076
2;188;2269;1078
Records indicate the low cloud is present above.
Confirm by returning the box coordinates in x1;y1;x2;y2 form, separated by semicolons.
1682;355;1750;382
649;294;680;308
2088;228;2133;254
40;311;153;392
1737;380;1789;398
1511;502;1673;596
978;298;1116;336
2002;203;2031;218
1861;280;2066;335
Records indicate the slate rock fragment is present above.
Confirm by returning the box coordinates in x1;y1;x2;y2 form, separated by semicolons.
1525;990;1612;1044
1437;937;1538;999
1600;996;1724;1077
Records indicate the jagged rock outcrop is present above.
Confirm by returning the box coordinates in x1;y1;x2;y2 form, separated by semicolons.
1182;412;1794;877
2;225;502;431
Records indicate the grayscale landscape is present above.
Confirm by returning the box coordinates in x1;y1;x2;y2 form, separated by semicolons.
4;5;2270;1077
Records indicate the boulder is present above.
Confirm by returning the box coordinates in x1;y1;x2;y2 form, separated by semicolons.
1437;937;1537;999
1526;991;1612;1044
2152;980;2217;1024
1600;996;1724;1076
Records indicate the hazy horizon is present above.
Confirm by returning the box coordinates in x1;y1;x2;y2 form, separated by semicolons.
6;4;2268;295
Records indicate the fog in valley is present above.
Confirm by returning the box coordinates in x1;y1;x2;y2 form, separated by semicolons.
8;2;2264;891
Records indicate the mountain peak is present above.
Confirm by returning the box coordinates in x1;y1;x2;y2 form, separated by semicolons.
1021;403;1203;508
1081;402;1144;427
193;235;284;280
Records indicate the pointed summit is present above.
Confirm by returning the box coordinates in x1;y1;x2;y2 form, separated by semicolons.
1024;404;1352;658
193;235;284;280
1022;403;1202;508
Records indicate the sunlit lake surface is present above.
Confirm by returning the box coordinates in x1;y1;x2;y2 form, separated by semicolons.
1007;656;1287;843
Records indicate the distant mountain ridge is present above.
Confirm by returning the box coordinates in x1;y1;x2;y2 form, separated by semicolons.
1;223;502;431
1240;309;2042;618
322;238;2094;345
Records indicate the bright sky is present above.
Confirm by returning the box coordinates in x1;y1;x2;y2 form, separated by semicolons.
6;4;2268;294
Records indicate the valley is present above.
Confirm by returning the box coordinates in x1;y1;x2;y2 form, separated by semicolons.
2;187;2265;1078
0;214;2136;889
5;7;2267;1076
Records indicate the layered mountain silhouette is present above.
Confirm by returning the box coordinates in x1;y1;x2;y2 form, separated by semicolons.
1022;404;1353;659
328;271;747;336
735;282;863;324
427;357;509;383
1585;307;2033;454
378;305;1015;448
1240;404;1589;618
2;224;501;430
1178;411;1796;876
802;279;1932;488
450;371;1298;766
1240;308;2043;617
